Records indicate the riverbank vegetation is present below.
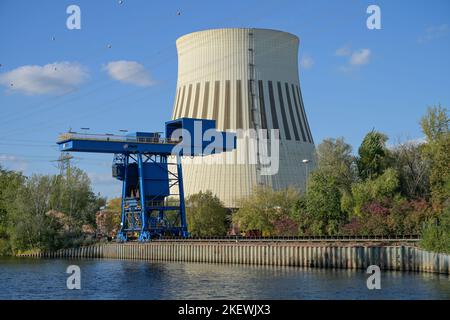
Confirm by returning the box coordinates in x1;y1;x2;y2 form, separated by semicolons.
0;167;105;255
233;106;449;253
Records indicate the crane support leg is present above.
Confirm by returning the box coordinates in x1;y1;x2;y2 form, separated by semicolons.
177;155;188;238
138;153;151;241
117;154;129;242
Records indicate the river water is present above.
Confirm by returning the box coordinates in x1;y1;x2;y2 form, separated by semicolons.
0;257;449;299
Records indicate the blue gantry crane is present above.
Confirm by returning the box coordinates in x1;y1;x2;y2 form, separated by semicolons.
57;118;236;241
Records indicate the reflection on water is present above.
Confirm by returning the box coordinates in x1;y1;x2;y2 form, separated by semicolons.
0;257;449;300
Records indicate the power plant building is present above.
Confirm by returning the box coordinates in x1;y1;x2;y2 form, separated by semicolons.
172;28;315;208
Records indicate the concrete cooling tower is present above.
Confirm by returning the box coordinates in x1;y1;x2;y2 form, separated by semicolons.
172;28;315;208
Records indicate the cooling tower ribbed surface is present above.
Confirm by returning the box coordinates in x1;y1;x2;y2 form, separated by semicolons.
172;28;315;208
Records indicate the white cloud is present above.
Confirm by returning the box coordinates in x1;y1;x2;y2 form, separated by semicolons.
418;24;449;43
0;154;28;171
404;137;426;146
0;62;88;95
349;49;371;66
0;154;18;161
335;46;371;73
335;45;351;56
300;54;314;69
387;136;426;150
103;60;154;87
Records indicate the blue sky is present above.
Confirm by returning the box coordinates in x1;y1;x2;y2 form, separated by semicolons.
0;0;449;199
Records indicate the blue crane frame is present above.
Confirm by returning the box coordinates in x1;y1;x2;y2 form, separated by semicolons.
57;118;236;241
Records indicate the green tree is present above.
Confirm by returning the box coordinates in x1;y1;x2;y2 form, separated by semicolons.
0;166;25;254
233;186;299;236
421;206;450;254
293;138;355;235
357;130;390;180
316;137;355;186
421;105;449;141
420;105;450;208
350;168;400;217
1;166;105;254
50;167;105;231
418;106;450;252
302;170;346;235
391;140;430;200
96;197;122;237
186;191;228;237
8;175;62;251
107;197;122;213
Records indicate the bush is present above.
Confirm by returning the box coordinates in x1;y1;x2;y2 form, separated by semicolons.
357;130;390;180
302;170;347;235
0;166;104;254
421;206;450;254
186;191;228;237
351;168;399;217
420;105;450;208
233;186;299;236
0;238;12;256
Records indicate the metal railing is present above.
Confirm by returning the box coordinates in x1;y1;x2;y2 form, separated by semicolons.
149;235;421;242
58;132;180;145
123;197;180;207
